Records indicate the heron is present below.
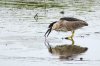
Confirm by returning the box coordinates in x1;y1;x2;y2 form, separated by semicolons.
44;17;88;40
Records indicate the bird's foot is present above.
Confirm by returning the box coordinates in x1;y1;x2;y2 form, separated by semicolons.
65;36;73;40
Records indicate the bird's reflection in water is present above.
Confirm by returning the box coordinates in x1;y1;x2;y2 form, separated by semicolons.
44;39;88;60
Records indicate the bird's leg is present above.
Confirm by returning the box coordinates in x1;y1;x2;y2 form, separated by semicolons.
65;31;75;40
69;31;75;39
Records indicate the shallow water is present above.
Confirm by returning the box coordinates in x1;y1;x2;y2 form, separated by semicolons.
0;0;100;66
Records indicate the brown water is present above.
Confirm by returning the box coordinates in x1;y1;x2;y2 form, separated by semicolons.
0;0;100;66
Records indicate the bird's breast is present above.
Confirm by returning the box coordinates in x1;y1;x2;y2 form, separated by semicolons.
55;27;68;32
52;22;68;32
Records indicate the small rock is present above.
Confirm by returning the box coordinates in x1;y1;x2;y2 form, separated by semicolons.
60;11;64;14
80;57;83;61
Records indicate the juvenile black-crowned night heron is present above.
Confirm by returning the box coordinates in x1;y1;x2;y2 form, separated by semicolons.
44;17;88;39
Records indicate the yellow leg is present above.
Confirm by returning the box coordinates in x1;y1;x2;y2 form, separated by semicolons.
67;31;75;40
70;38;75;49
71;38;75;46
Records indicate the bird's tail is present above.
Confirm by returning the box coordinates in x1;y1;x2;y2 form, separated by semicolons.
82;21;88;26
84;23;88;26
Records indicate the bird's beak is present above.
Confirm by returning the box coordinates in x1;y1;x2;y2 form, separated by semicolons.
44;28;52;38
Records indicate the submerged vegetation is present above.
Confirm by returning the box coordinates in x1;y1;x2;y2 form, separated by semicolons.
0;0;96;11
0;1;65;9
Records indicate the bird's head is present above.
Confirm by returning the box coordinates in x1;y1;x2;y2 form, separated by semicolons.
44;21;57;37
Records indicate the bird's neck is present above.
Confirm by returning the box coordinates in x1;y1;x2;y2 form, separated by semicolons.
52;23;60;30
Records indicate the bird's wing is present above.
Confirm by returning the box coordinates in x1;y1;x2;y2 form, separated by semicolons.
61;21;88;31
60;17;82;21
